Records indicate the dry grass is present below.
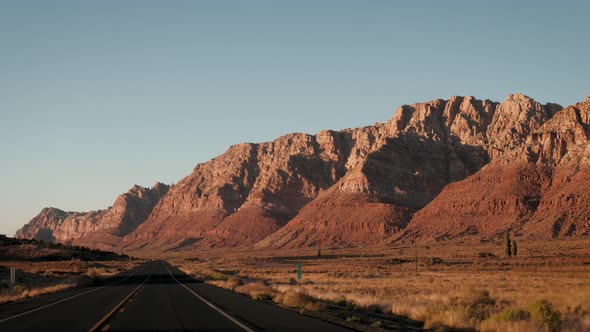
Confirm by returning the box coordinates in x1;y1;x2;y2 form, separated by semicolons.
166;238;590;331
0;281;79;304
235;281;275;301
0;260;141;304
274;289;311;307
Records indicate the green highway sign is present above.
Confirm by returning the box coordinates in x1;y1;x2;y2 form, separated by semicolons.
297;264;302;280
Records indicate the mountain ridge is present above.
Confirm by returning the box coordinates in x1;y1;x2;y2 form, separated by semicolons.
15;182;170;251
15;94;590;252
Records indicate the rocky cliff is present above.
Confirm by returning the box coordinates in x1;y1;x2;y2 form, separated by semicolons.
258;96;496;248
15;183;170;250
120;126;388;251
407;96;590;242
16;94;590;251
257;94;589;248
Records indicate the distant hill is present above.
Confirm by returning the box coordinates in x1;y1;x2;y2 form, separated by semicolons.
0;235;131;261
15;183;169;251
15;94;590;252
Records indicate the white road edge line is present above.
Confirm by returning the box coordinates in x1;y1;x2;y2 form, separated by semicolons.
164;264;255;332
0;264;146;324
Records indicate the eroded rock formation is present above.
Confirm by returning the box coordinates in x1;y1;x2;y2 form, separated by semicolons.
16;94;590;251
15;183;169;250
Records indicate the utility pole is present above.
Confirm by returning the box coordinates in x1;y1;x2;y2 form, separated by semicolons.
10;267;16;285
414;221;418;272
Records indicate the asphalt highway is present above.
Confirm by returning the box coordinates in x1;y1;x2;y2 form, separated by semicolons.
0;261;354;331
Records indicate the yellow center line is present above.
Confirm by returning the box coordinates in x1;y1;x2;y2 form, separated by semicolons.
88;274;151;332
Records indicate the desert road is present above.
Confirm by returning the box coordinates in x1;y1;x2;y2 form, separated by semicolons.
0;261;353;331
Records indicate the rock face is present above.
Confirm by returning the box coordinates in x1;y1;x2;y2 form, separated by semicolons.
259;96;494;248
408;95;590;241
120;127;388;251
15;183;170;250
15;94;590;251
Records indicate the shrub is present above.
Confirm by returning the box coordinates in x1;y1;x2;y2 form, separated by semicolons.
252;293;273;301
335;297;348;307
479;252;497;259
226;276;243;289
367;304;384;314
370;320;383;328
206;271;227;281
504;232;512;257
530;300;562;332
494;308;531;322
465;290;495;322
424;257;444;265
235;281;274;300
512;240;518;256
12;284;28;295
209;276;244;290
278;290;311;308
333;296;356;309
85;267;111;284
304;301;328;311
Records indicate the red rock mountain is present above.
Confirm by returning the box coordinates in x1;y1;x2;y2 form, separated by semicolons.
409;96;590;242
15;94;590;251
15;183;170;251
120;126;387;251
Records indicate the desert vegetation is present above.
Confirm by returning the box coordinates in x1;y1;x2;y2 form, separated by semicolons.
169;239;590;331
0;236;131;262
0;236;139;304
0;259;139;304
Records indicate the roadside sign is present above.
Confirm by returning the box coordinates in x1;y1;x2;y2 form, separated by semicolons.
297;264;302;281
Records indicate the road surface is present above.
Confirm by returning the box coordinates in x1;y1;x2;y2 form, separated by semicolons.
0;260;354;331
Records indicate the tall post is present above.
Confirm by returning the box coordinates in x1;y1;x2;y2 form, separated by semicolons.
10;267;15;285
414;221;418;272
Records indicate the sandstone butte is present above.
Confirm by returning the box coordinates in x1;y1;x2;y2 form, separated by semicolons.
15;94;590;252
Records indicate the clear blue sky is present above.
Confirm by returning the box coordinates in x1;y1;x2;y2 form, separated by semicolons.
1;0;589;236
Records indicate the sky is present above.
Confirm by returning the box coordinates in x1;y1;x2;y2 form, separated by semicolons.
1;0;589;236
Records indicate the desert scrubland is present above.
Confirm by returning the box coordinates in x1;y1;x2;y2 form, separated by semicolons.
0;236;139;304
168;239;590;331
